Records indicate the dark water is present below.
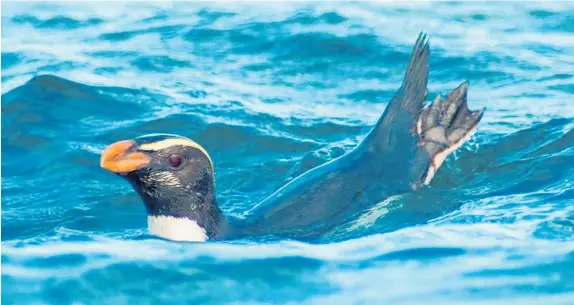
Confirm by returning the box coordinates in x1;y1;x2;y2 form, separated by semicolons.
2;2;574;305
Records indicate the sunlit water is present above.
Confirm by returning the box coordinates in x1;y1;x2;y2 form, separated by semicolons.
2;2;574;305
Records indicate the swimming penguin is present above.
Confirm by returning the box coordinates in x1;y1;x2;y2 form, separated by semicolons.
100;33;484;242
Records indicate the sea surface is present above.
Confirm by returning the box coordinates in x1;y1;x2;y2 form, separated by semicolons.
2;2;574;305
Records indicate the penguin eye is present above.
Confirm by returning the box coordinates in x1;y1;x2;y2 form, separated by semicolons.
167;154;183;168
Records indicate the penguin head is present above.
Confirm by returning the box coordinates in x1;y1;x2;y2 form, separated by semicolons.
100;133;224;242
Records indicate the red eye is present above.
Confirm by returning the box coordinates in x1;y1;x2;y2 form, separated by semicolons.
167;154;182;167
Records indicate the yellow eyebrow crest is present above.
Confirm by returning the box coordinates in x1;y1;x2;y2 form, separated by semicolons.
138;138;213;168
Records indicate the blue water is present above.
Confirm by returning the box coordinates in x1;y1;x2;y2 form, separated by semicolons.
2;2;574;304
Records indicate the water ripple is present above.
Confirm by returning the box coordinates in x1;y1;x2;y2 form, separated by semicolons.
2;2;574;305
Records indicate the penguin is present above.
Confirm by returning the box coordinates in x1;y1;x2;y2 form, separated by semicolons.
100;33;484;242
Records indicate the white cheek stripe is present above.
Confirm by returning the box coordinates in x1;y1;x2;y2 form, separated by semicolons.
148;215;208;242
139;138;213;168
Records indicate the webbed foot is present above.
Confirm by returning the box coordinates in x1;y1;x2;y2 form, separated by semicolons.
417;81;485;185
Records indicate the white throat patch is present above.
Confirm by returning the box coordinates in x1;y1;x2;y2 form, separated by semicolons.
147;215;208;242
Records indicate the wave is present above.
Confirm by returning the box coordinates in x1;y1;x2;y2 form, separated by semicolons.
3;75;573;244
2;2;574;304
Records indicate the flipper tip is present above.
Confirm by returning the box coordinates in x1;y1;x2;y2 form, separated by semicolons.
414;31;430;50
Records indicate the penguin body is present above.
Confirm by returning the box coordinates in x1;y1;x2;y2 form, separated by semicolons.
100;33;484;242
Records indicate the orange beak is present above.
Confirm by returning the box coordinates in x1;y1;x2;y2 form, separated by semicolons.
100;140;151;174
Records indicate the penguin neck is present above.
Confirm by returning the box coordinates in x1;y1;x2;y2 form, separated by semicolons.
136;185;227;242
147;214;210;242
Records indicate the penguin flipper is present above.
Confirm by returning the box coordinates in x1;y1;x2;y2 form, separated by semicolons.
362;33;429;154
361;32;484;190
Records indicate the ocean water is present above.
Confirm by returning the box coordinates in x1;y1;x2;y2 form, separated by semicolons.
2;1;574;304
